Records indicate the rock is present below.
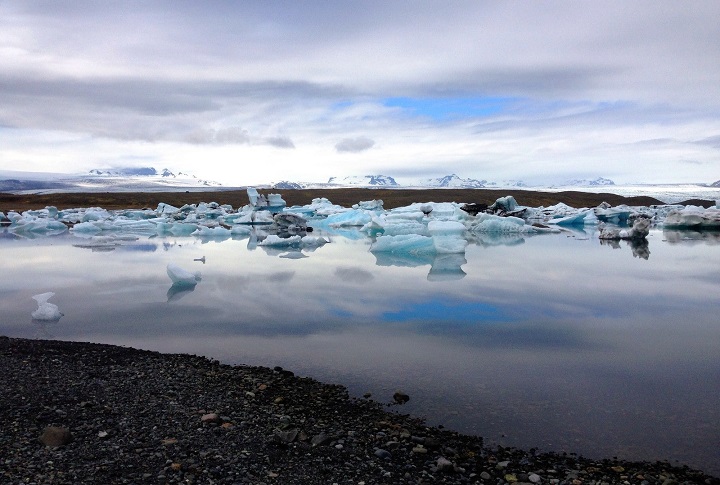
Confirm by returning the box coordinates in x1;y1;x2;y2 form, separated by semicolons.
480;471;492;480
200;413;220;423
39;426;73;447
529;473;542;483
392;391;410;404
275;429;298;443
311;432;331;446
436;456;454;472
374;448;392;459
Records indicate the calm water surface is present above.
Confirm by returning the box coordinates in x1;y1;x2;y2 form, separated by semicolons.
1;227;719;475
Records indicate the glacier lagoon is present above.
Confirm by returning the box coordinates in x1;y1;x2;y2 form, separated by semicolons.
1;220;719;475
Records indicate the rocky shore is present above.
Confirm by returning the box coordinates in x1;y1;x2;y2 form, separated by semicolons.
1;336;716;484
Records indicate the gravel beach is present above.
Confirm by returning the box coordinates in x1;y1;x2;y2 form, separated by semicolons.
1;336;717;485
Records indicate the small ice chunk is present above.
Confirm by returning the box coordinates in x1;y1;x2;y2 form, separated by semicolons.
258;235;302;247
192;226;232;238
352;199;384;211
31;292;63;321
156;203;180;214
166;263;201;286
488;196;518;213
301;235;329;247
267;193;286;207
71;221;102;234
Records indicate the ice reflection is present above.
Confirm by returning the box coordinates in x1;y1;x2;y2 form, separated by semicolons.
600;237;651;259
663;229;720;245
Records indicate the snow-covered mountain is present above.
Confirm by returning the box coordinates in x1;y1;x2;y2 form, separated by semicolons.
79;167;222;189
710;180;720;188
0;167;223;193
557;177;616;187
422;174;486;188
326;175;399;187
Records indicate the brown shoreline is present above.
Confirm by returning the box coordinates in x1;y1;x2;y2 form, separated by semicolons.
0;188;686;213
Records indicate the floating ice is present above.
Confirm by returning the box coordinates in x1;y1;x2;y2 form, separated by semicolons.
663;206;720;230
370;234;436;255
599;218;651;240
323;209;373;228
352;199;384;211
489;195;518;213
71;221;103;234
166;263;201;286
468;214;535;234
594;204;633;225
31;292;63;321
156;202;180;215
258;235;302;247
547;209;597;226
192;226;232;238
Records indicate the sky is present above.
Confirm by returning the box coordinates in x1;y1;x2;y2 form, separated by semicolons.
1;1;719;186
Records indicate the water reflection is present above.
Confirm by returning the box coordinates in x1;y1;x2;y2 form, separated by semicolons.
1;227;719;475
600;238;651;259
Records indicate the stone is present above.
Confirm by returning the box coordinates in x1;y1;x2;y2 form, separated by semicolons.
529;473;542;483
374;448;392;459
39;426;73;447
275;429;298;443
201;413;220;423
311;432;331;446
437;457;454;473
392;390;410;404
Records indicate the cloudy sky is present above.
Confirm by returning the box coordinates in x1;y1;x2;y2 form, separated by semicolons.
1;1;719;185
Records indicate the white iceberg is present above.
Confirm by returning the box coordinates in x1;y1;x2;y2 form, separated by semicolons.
166;263;201;286
663;206;720;229
258;235;302;247
31;292;63;321
71;221;103;234
468;214;535;234
192;226;232;238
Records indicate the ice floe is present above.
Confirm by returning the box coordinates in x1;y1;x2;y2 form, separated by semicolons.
167;263;201;286
31;292;63;321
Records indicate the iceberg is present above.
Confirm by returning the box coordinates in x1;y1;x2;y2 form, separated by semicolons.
428;221;467;254
547;209;597;226
31;292;63;321
468;214;535;234
71;221;103;234
352;199;384;211
599;218;651;240
166;263;201;286
192;226;232;239
663;206;720;230
488;195;518;213
258;235;302;247
322;209;373;228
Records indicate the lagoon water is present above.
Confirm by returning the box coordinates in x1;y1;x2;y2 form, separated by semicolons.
1;227;719;475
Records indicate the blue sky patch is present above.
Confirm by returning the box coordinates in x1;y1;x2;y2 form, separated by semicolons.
383;96;514;120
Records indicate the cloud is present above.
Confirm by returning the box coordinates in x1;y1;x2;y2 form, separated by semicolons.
264;136;295;149
335;137;375;153
1;2;720;184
